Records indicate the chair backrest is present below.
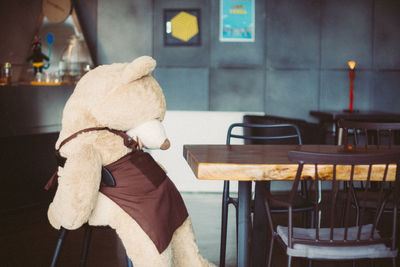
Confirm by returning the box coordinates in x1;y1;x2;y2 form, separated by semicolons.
284;149;400;248
243;114;326;144
337;119;400;147
101;167;116;187
226;122;302;145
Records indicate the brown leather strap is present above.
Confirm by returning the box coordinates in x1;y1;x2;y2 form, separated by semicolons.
57;127;138;152
44;171;58;191
46;127;138;191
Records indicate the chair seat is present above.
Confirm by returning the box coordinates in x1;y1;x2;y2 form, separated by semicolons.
277;224;397;260
270;194;314;213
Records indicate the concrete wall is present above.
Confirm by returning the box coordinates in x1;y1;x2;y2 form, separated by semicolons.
97;0;400;122
1;0;399;121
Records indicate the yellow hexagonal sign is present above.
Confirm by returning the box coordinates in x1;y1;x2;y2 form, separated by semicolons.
170;11;199;42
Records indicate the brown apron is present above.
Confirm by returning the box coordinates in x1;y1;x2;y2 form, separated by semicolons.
46;127;188;253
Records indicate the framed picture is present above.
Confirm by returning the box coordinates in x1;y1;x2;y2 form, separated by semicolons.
164;9;201;46
219;0;255;42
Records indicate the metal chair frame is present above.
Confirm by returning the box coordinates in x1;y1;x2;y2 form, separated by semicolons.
219;122;314;267
49;167;133;267
338;120;400;223
264;149;400;267
338;120;400;147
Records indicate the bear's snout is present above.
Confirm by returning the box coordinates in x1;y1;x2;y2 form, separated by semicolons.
160;139;170;150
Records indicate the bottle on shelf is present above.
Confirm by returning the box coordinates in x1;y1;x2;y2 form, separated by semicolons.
0;62;12;85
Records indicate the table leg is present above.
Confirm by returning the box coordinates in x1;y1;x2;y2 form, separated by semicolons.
252;182;268;267
238;181;252;267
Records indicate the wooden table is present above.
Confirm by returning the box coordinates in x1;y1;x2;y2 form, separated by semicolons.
183;144;398;267
310;110;400;123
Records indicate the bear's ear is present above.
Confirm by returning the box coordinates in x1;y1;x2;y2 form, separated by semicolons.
121;56;156;84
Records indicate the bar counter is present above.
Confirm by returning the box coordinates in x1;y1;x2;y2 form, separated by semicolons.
0;84;74;212
0;84;74;137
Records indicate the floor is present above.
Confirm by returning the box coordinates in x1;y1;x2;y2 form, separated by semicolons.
0;193;397;267
0;193;237;267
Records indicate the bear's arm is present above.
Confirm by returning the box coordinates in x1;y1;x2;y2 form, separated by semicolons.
47;144;102;230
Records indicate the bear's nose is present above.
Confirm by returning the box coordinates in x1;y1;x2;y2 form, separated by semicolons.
160;139;170;150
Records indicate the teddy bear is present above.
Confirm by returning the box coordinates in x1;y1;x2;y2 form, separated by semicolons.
46;56;215;267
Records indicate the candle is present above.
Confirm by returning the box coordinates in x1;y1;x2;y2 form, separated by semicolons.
348;61;356;111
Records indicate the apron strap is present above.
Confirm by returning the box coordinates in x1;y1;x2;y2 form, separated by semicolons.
46;127;138;191
57;127;138;153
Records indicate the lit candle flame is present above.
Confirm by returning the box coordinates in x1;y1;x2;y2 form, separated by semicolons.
348;61;356;70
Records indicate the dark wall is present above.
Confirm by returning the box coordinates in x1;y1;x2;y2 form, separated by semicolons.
0;85;74;137
1;0;400;122
0;133;59;212
0;0;42;67
0;85;74;211
98;0;400;121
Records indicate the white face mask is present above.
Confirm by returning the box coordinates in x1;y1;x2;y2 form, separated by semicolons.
126;120;170;150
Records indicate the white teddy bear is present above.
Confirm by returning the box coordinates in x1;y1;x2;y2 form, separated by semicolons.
46;56;215;267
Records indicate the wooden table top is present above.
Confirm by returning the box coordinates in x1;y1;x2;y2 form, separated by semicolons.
183;144;399;182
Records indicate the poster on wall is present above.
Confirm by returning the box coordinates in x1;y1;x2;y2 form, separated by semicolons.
164;9;201;46
219;0;255;42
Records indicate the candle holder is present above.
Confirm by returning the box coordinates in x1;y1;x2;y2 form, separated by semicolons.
343;61;358;113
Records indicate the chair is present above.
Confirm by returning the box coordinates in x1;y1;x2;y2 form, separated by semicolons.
219;122;315;267
243;114;327;145
337;120;400;147
337;120;400;226
49;167;133;267
264;149;400;266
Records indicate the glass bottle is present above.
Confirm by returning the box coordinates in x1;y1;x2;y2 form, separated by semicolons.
4;62;11;84
59;35;92;83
